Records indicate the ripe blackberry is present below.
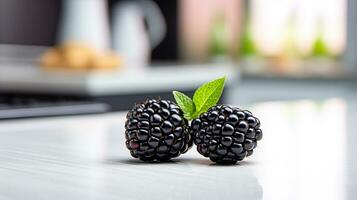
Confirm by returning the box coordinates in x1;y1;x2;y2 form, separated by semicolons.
191;105;263;164
125;99;193;161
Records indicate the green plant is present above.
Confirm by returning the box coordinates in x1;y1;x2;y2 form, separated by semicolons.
173;76;226;120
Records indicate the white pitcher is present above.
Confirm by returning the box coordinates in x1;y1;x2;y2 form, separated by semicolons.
112;0;166;68
58;0;111;50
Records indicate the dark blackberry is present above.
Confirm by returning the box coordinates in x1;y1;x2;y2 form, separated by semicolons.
191;105;263;164
125;99;193;161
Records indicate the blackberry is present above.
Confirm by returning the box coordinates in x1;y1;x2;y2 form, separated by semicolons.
125;99;193;161
191;105;263;164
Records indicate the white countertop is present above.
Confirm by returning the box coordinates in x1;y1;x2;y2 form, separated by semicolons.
0;62;238;95
1;97;356;200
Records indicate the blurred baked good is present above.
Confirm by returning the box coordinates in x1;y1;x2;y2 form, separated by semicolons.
39;42;122;70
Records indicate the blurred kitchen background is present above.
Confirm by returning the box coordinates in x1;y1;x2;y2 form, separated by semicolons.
0;0;356;120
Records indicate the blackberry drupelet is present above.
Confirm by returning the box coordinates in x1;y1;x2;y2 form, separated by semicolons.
125;99;193;161
191;105;263;164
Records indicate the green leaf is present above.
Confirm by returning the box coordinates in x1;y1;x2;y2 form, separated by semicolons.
173;91;195;120
192;76;226;117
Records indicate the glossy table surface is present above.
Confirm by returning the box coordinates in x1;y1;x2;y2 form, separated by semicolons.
0;98;357;200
